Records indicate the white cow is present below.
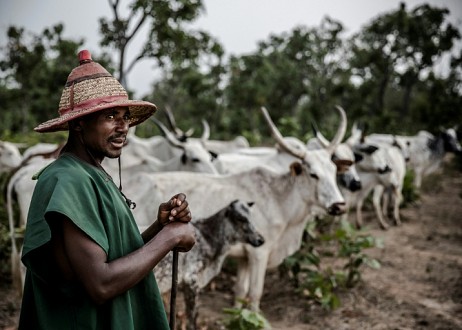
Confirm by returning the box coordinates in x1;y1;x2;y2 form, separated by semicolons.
0;140;23;173
7;157;55;294
368;127;462;189
344;123;392;175
154;200;264;330
366;133;411;162
343;144;406;229
334;125;407;229
126;107;346;310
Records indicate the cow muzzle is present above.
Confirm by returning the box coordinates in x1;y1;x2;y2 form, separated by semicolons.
348;179;362;192
328;202;347;216
248;234;265;247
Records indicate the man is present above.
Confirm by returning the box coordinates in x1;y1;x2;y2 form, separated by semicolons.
18;50;195;330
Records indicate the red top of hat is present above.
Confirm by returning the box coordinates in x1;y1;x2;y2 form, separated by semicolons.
78;50;92;64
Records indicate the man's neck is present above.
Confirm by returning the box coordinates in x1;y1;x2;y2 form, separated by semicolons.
64;137;104;166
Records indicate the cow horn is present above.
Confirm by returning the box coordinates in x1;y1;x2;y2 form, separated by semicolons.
151;117;185;149
163;105;178;132
329;106;347;150
163;105;194;139
201;119;210;141
312;122;330;148
260;107;306;160
312;106;347;152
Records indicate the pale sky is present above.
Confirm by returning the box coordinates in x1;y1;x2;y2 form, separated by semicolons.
1;0;461;97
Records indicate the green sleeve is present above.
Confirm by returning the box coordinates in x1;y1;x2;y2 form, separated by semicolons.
45;170;109;253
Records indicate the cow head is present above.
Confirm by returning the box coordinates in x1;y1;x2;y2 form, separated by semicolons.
226;200;265;247
260;106;346;216
346;124;392;174
441;127;462;155
311;119;362;192
152;117;219;174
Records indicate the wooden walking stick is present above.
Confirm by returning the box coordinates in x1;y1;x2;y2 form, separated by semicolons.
169;249;179;330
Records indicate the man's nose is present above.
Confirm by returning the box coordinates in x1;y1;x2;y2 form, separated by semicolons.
115;118;129;132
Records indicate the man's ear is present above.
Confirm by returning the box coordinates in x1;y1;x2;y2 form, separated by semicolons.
69;120;83;132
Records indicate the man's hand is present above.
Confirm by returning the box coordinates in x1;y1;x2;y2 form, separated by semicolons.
157;193;192;226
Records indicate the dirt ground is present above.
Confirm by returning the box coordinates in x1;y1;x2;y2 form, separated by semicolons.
1;158;462;330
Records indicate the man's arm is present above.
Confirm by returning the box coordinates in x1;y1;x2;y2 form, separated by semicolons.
58;217;194;304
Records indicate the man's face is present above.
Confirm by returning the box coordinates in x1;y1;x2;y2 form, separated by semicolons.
79;107;130;160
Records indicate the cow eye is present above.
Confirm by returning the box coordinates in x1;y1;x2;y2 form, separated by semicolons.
310;173;319;180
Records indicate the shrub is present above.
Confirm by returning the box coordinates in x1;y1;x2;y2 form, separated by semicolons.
222;301;271;330
281;218;382;310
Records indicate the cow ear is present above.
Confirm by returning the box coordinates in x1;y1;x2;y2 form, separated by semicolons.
357;144;378;154
209;150;218;160
290;162;303;176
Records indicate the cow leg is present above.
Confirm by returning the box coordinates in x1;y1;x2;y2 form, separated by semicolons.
392;187;402;226
355;195;365;229
373;185;389;230
183;284;199;330
11;240;22;295
233;256;250;308
413;168;423;190
246;250;270;311
381;186;390;218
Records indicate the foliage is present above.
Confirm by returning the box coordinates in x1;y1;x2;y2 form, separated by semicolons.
0;24;81;134
99;0;224;88
401;170;420;205
1;2;461;142
281;218;382;310
348;3;461;133
145;61;226;139
0;24;115;136
225;17;351;140
222;301;271;330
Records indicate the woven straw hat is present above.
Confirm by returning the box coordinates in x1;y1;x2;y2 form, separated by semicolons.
34;50;157;133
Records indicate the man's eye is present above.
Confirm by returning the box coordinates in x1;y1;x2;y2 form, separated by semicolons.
107;114;115;120
123;115;131;121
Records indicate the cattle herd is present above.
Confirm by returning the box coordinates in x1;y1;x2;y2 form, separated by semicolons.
1;106;461;330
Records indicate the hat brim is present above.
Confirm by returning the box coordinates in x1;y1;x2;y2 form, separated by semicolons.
34;99;157;133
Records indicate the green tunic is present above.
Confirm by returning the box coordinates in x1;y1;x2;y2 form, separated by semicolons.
19;153;169;330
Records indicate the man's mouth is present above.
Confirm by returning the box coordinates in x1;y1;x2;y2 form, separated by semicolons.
109;137;126;148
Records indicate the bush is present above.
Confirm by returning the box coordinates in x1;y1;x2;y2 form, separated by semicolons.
222;302;271;330
281;218;382;310
401;170;420;205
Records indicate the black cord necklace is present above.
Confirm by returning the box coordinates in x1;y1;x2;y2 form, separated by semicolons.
85;148;137;210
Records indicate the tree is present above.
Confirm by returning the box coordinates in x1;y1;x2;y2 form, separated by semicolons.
0;24;83;134
349;2;460;132
224;17;351;140
99;0;224;90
